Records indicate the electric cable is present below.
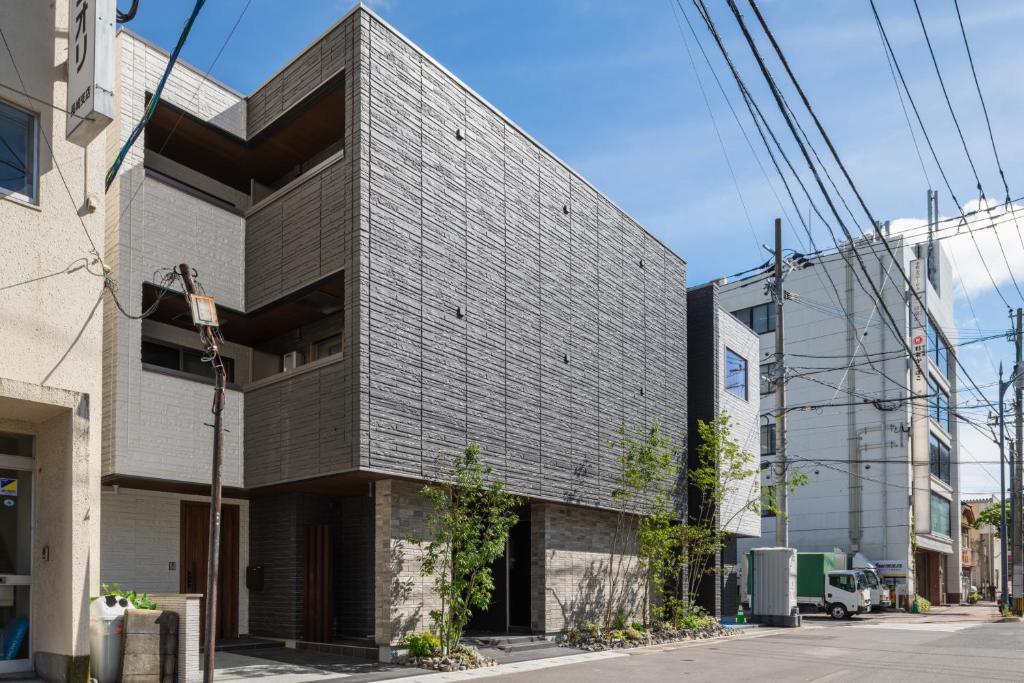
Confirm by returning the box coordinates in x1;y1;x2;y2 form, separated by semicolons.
106;0;206;189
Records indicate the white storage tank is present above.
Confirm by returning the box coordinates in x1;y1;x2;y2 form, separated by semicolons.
750;547;800;626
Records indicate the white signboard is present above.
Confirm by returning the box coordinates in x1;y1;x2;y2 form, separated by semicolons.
909;258;931;536
875;559;908;580
66;0;115;146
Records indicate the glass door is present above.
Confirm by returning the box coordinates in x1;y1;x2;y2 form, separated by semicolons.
0;448;33;673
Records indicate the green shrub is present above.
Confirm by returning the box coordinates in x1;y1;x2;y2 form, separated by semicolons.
98;583;156;610
678;613;715;630
911;595;932;614
404;632;441;657
612;609;630;631
583;620;601;635
624;626;644;641
968;592;983;603
609;629;626;641
630;622;646;633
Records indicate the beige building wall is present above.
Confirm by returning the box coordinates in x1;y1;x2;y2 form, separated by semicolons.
0;1;109;679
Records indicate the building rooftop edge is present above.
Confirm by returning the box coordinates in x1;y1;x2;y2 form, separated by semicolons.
119;4;688;269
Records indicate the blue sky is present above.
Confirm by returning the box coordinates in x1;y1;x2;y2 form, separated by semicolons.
123;0;1024;496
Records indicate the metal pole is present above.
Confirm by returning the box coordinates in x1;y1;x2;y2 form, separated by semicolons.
1000;364;1009;608
774;217;788;548
1015;308;1023;610
178;263;227;682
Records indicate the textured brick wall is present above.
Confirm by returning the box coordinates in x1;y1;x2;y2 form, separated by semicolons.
362;12;688;511
248;493;335;639
717;308;760;538
100;488;250;634
531;503;643;633
373;479;440;646
241;14;363;488
106;35;246;483
336;496;375;637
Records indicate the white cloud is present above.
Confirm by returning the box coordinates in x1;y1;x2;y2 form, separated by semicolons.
888;197;1024;299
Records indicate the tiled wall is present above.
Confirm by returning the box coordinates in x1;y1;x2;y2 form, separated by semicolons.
100;488;250;635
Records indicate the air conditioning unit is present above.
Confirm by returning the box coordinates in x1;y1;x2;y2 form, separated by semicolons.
283;351;305;372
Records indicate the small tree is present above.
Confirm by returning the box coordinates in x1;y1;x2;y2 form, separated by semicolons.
419;444;521;654
606;421;681;626
976;501;1008;537
686;414;806;612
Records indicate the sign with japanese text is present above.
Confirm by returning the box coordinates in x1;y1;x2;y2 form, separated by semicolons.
66;0;115;145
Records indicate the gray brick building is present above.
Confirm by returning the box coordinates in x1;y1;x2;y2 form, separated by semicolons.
687;282;760;620
101;5;689;658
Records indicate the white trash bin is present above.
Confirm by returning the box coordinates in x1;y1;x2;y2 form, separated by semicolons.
90;595;133;683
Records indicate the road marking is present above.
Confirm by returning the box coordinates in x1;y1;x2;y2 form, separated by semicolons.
395;650;627;682
856;622;979;633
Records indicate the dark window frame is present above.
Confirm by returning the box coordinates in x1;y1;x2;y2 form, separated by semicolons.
310;332;343;362
0;98;39;204
928;375;951;433
141;338;236;384
927;319;952;378
761;423;777;457
731;303;776;335
760;361;778;395
928;431;951;484
724;347;749;400
930;492;952;538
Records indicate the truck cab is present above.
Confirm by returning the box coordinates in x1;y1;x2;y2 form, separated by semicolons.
860;568;890;609
826;570;871;619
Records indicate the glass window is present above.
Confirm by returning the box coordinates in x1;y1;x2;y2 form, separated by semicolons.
730;303;775;335
725;348;748;400
931;493;952;538
141;340;179;370
312;333;343;361
760;361;777;395
829;574;854;592
929;376;950;432
927;320;951;377
761;482;776;518
0;100;37;203
929;432;950;484
761;423;776;457
142;340;234;383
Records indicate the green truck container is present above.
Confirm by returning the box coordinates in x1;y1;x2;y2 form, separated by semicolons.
796;552;844;599
745;551;844;598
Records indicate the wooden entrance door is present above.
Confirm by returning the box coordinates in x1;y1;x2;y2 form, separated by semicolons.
180;501;240;640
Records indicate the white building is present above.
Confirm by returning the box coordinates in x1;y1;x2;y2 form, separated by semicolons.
721;233;962;605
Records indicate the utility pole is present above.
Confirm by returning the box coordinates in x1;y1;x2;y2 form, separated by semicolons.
774;217;788;548
1014;307;1023;611
999;363;1009;607
178;264;227;682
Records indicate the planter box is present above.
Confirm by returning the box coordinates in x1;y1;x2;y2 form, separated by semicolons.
149;594;202;682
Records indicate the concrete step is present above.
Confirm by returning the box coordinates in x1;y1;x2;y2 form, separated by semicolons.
494;639;560;654
210;637;285;653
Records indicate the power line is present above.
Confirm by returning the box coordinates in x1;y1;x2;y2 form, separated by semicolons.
911;0;982;194
106;0;206;189
869;0;1017;310
720;0;926;387
667;0;762;258
744;0;1001;423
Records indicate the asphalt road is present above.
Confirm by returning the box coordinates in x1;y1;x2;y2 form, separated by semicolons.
491;617;1024;682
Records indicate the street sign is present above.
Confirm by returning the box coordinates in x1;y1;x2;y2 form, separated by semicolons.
66;0;115;146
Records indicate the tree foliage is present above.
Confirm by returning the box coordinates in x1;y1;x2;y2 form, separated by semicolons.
976;501;1007;537
608;421;681;625
419;444;521;654
686;414;806;615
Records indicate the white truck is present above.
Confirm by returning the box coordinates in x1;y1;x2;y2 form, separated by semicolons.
746;551;871;619
851;553;892;610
